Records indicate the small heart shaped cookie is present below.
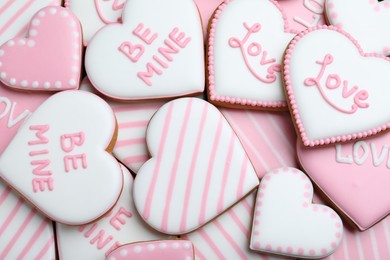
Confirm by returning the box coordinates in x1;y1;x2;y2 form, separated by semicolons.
133;98;259;234
250;167;343;259
0;90;123;225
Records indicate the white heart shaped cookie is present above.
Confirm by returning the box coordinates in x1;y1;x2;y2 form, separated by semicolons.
208;0;295;109
284;26;390;146
133;98;259;235
250;167;343;259
85;0;204;100
0;90;123;225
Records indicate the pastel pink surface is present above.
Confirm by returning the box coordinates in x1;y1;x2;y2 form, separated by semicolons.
297;132;390;230
220;108;297;178
107;240;194;260
0;82;50;155
193;0;223;39
0;6;82;91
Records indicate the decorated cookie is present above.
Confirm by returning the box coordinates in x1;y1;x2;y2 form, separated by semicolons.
133;98;259;234
0;0;61;46
325;0;390;56
207;0;295;110
107;240;194;260
194;0;223;39
0;6;83;91
0;90;123;225
297;131;390;230
0;82;50;155
250;167;343;259
221;108;297;178
183;192;287;260
57;164;166;259
284;26;390;147
0;181;55;259
278;0;325;32
65;0;126;46
85;0;204;101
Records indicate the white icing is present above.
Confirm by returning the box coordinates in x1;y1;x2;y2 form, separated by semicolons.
0;90;123;225
211;0;295;105
85;0;204;100
335;144;353;164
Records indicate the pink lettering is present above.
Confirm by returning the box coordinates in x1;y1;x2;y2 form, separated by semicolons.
61;132;85;153
133;23;158;45
119;42;145;63
137;63;163;86
28;125;49;145
94;0;125;24
32;178;53;193
31;160;52;176
90;230;114;250
169;27;191;48
64;154;87;172
158;40;179;61
109;207;132;231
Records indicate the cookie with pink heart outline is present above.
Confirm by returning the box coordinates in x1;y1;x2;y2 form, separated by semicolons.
325;0;390;56
208;0;296;110
283;25;390;147
65;0;126;46
250;167;343;259
85;0;204;101
0;6;82;91
133;98;259;235
0;90;123;225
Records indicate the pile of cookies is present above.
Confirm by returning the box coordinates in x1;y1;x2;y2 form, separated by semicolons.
1;0;390;259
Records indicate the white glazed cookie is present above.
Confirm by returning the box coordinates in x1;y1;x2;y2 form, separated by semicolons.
250;167;343;259
0;90;123;225
85;0;204;101
133;98;259;235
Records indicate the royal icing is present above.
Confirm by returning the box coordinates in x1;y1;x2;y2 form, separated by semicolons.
65;0;126;46
0;90;123;225
85;0;204;100
250;167;343;258
57;164;166;259
284;26;390;146
325;0;390;56
0;82;50;155
133;98;259;234
0;181;55;259
208;0;295;109
0;0;61;46
194;0;222;39
278;0;325;32
0;6;82;91
220;108;297;178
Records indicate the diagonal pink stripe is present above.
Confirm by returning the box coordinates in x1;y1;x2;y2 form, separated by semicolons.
180;103;209;232
0;186;12;205
0;208;36;259
0;198;23;236
112;104;161;113
143;102;175;220
161;99;193;231
0;0;35;35
35;234;54;259
242;198;252;215
115;138;145;147
198;115;223;225
228;210;249;237
15;23;29;37
214;219;247;259
118;120;148;129
17;219;49;259
237;157;249;199
198;229;225;259
0;0;14;16
123;154;149;165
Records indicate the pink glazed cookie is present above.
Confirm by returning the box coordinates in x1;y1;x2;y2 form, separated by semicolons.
0;6;83;92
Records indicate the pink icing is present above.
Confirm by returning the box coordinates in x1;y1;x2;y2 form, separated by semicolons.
107;240;194;260
94;0;125;24
0;6;82;91
133;23;158;45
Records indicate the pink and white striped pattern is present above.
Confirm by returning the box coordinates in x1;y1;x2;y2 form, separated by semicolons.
220;108;297;178
0;181;55;259
133;98;259;235
0;0;61;45
183;192;287;260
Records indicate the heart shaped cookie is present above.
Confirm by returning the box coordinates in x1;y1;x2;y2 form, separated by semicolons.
0;6;82;91
284;26;390;146
133;98;259;235
85;0;204;100
208;0;295;110
325;0;390;56
250;167;343;259
0;90;123;225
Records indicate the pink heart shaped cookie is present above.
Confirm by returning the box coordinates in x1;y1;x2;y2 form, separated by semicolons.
0;6;82;91
250;167;343;259
133;98;259;234
0;90;122;225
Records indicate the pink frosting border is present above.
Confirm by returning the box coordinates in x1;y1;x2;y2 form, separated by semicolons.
207;0;299;109
283;25;390;147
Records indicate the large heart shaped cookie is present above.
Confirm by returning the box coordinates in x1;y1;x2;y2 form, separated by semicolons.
133;98;259;235
0;90;123;225
250;167;343;259
85;0;204;100
208;0;295;110
325;0;390;56
284;26;390;146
